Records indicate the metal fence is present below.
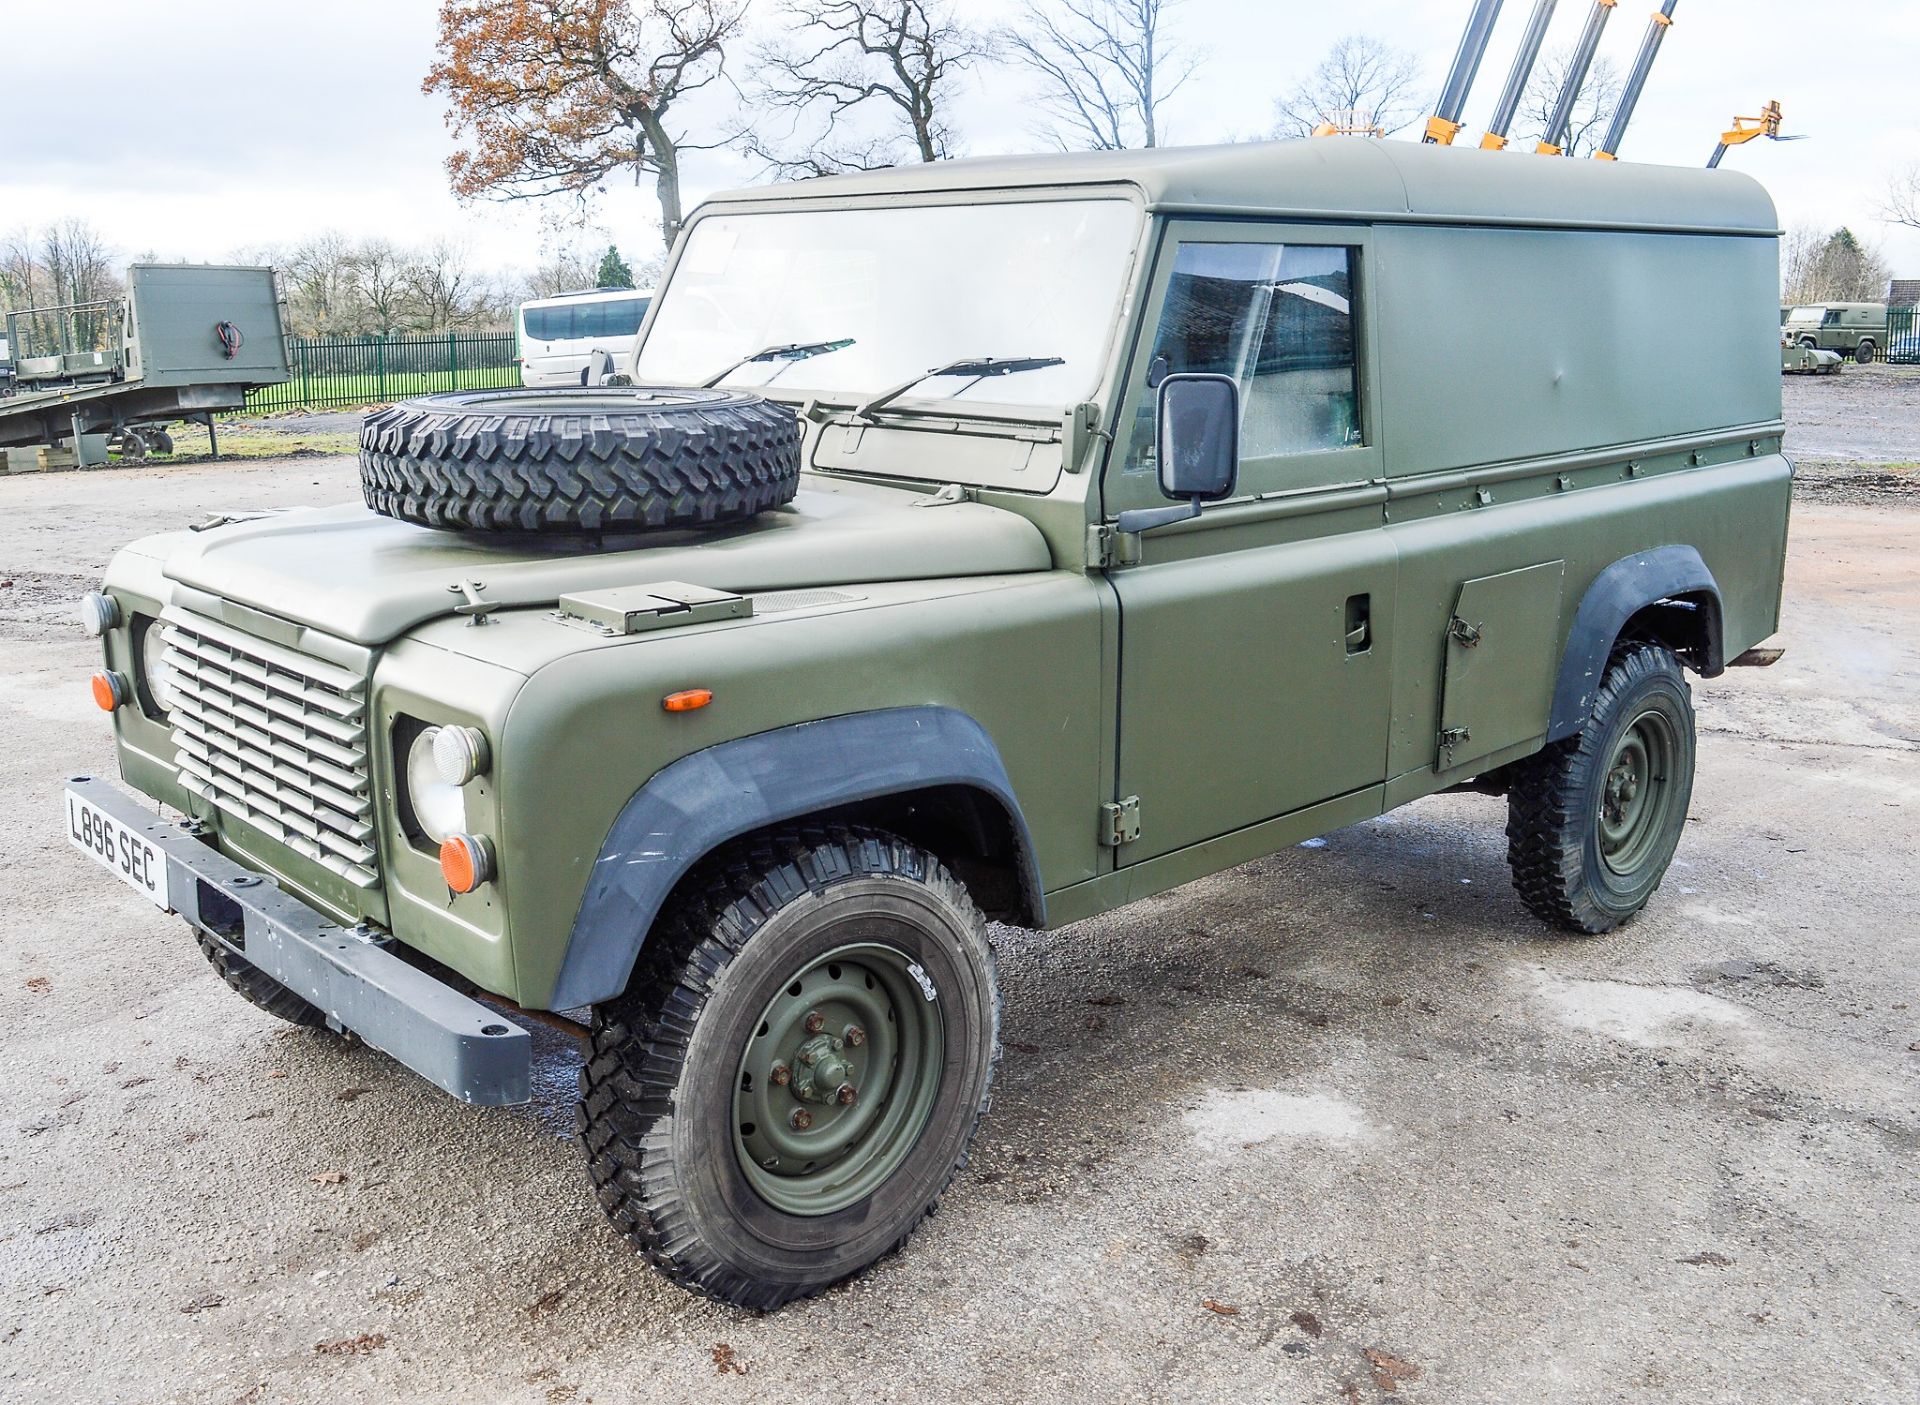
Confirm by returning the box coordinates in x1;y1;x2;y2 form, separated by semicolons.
1888;307;1919;365
245;332;519;413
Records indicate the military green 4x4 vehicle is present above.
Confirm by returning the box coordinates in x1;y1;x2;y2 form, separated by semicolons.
68;139;1789;1308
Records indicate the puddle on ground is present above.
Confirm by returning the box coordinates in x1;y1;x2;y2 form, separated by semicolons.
1182;1088;1372;1153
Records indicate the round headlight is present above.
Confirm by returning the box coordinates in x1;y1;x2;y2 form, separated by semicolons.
141;622;181;714
79;591;121;637
406;727;467;844
432;725;491;786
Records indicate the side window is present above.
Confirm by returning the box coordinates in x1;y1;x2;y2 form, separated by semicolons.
1129;241;1361;471
607;299;648;338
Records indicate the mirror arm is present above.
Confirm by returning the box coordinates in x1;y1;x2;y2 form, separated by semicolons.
1114;497;1202;536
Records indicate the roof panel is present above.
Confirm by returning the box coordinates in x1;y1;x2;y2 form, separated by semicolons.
702;138;1778;237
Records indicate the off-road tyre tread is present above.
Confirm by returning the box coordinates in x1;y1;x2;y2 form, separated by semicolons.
359;388;800;533
194;929;329;1027
1505;643;1693;935
576;825;1000;1310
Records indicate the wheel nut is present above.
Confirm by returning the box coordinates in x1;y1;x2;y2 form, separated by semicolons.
804;1010;826;1034
845;1026;866;1048
836;1083;857;1106
790;1108;813;1131
769;1062;791;1087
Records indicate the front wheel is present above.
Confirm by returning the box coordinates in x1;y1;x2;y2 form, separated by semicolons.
1505;644;1696;934
1856;340;1877;365
577;827;1000;1309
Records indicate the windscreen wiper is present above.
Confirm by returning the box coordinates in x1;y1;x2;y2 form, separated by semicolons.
701;338;855;389
854;355;1066;420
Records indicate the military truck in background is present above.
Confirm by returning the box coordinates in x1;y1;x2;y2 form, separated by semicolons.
68;138;1790;1309
0;264;288;464
1782;301;1888;363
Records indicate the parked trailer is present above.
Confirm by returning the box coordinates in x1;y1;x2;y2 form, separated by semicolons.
0;264;289;463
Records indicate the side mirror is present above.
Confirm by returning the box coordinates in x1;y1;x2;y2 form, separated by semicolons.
1116;372;1240;536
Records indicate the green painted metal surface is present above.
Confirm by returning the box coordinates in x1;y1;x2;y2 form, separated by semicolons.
95;138;1792;1010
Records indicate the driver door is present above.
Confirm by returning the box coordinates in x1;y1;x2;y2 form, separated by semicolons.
1104;221;1396;863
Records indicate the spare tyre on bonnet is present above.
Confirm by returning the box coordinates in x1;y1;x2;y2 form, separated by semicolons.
359;386;801;533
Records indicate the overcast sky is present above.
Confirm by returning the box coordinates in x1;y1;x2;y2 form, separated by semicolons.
7;0;1918;283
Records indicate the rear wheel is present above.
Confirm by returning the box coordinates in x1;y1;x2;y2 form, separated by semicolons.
1856;340;1876;365
1505;644;1696;934
577;827;999;1309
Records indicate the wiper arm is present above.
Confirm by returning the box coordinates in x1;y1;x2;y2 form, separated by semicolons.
701;338;855;389
854;354;1066;420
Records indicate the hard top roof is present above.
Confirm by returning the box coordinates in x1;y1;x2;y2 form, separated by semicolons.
701;137;1778;237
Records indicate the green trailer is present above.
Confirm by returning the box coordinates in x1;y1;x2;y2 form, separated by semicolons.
0;264;289;462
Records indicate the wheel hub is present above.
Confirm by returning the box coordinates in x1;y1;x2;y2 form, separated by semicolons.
1597;711;1678;876
732;943;944;1217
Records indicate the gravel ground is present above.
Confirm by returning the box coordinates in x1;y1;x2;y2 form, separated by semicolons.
1785;362;1920;504
3;426;1918;1402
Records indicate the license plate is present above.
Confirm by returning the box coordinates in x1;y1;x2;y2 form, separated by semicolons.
64;788;172;911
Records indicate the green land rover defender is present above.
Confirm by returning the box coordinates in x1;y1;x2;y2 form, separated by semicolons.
68;139;1790;1308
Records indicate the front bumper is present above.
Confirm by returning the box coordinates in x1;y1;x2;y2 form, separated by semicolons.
68;776;531;1106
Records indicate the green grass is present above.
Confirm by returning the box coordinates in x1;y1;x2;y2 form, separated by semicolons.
114;420;362;463
245;366;520;414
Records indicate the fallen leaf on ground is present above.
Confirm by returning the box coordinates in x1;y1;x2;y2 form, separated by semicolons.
1290;1309;1324;1338
1364;1347;1422;1392
181;1293;226;1314
1085;994;1127;1007
335;1087;372;1103
1201;1298;1241;1316
711;1343;748;1376
267;1070;288;1080
528;1287;566;1317
25;977;50;995
309;1171;347;1186
1005;1040;1040;1054
314;1333;387;1356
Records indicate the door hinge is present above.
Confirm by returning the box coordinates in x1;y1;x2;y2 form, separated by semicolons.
1101;796;1141;847
1437;726;1472;766
1446;615;1483;648
1085;524;1141;571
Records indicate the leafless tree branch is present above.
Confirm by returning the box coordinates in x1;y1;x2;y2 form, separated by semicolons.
1005;0;1198;151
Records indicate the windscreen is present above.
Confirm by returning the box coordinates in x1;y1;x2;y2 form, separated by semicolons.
635;199;1141;409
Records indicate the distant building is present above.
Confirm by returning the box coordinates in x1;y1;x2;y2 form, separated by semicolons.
1889;280;1920;309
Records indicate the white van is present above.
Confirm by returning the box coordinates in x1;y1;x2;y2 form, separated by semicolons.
516;287;654;386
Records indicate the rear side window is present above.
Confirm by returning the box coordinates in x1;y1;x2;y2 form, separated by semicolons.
523;305;568;341
523;298;648;343
1136;242;1361;462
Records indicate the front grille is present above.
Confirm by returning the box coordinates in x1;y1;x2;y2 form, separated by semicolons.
164;617;377;887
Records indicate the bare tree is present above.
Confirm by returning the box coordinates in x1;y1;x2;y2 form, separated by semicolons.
425;0;747;251
1005;0;1197;151
524;248;601;300
350;240;412;337
1783;225;1892;305
1517;49;1622;157
281;232;362;336
749;1;991;175
1270;34;1423;139
406;238;489;331
0;230;38;314
1882;163;1920;233
37;220;121;349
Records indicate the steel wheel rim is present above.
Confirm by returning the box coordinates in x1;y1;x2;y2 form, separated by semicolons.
1597;708;1679;877
732;941;945;1217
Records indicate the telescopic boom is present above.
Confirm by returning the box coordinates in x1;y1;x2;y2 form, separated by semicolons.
1595;1;1681;160
1424;0;1506;145
1537;0;1618;154
1481;0;1559;149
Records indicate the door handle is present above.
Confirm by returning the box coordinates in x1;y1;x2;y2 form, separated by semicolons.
1344;593;1371;654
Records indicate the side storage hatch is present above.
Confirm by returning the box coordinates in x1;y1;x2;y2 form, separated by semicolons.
1436;561;1567;774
